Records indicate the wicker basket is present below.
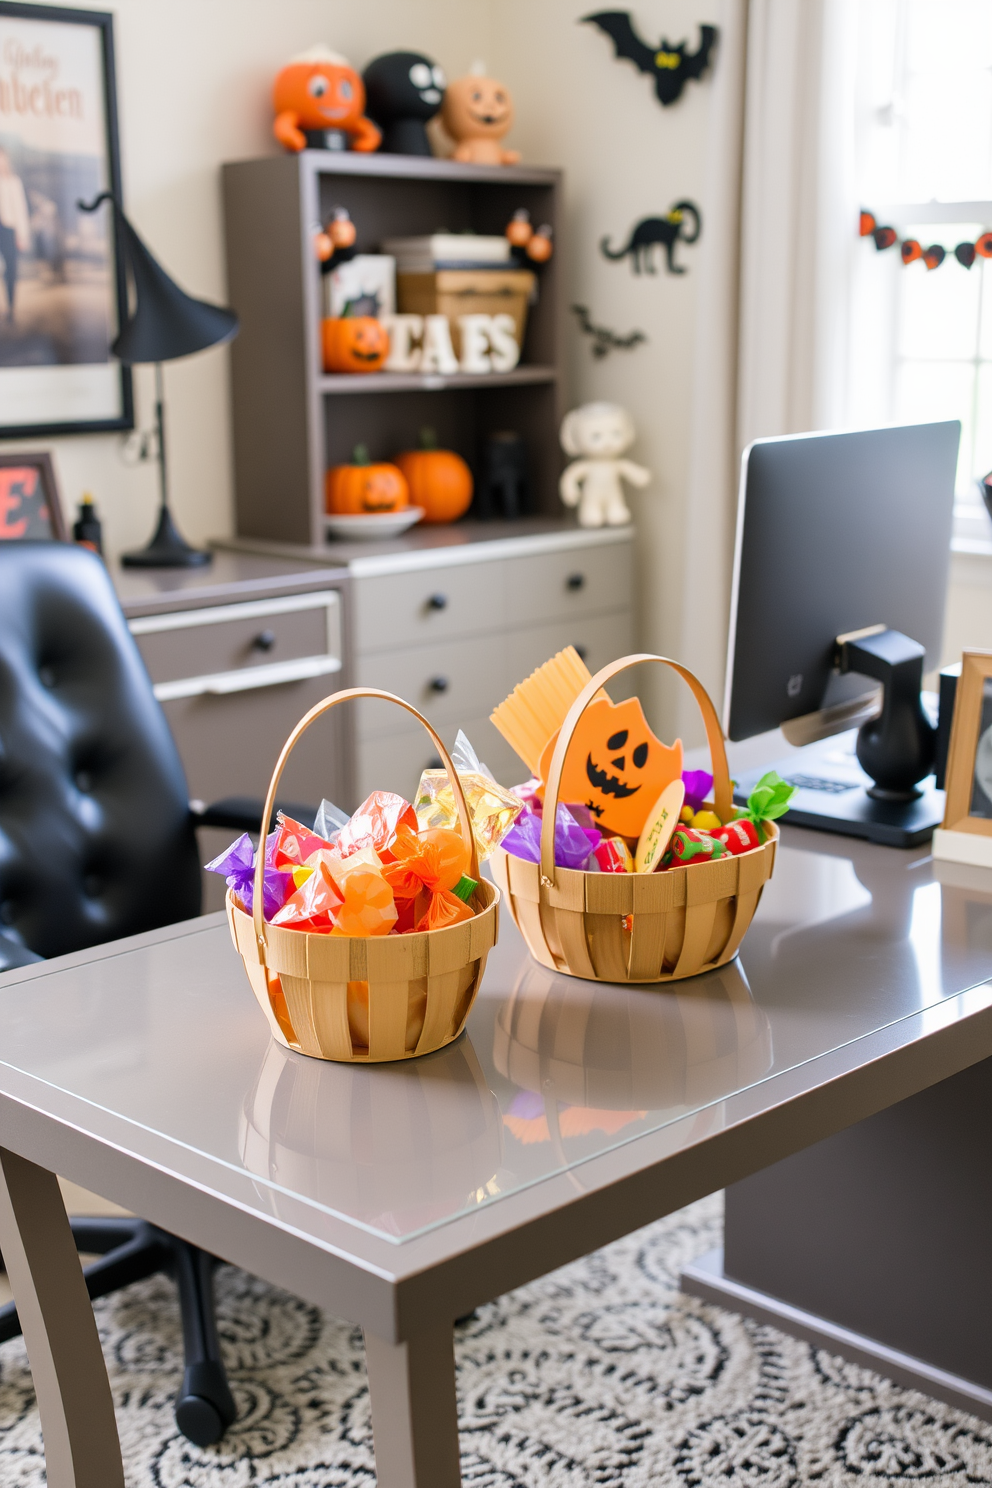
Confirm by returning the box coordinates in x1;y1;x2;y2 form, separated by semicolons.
227;687;500;1062
489;653;777;983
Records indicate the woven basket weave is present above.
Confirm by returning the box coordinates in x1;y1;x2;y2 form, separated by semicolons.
489;654;777;984
227;687;499;1062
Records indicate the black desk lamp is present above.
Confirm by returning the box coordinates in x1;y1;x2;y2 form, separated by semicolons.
79;192;239;568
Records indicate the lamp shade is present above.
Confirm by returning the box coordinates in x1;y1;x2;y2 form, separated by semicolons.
79;192;238;365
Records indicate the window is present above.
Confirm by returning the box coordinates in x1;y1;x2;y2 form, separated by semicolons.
852;0;992;547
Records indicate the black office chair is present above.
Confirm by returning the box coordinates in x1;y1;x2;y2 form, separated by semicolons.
0;542;313;1447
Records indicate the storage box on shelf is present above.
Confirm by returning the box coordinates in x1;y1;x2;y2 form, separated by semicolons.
221;152;562;547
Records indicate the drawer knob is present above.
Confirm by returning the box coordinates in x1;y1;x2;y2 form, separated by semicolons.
566;572;586;591
574;644;588;662
252;629;276;652
427;593;449;611
429;676;450;693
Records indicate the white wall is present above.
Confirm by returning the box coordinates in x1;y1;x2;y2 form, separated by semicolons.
15;0;493;559
21;0;730;739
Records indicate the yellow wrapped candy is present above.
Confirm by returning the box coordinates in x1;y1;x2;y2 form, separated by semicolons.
414;730;521;860
691;809;723;832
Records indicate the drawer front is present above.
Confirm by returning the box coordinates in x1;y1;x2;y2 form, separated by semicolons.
354;634;507;734
505;541;632;627
130;592;341;695
504;609;634;689
352;713;522;806
163;674;347;809
351;561;506;653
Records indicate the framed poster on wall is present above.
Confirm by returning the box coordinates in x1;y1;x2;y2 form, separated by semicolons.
0;3;132;436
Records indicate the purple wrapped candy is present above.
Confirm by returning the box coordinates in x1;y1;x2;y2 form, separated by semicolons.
205;831;292;919
501;803;601;869
682;769;714;812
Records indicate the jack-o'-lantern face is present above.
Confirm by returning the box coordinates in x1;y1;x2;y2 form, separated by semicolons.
441;75;514;142
538;696;683;839
273;60;366;131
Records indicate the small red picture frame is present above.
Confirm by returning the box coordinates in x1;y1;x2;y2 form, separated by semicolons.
0;453;65;541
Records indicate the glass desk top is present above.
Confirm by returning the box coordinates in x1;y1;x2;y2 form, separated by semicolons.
1;829;992;1246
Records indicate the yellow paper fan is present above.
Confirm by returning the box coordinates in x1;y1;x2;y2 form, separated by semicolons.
490;646;605;776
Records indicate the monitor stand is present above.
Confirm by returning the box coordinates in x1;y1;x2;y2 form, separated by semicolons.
732;733;945;848
733;626;945;849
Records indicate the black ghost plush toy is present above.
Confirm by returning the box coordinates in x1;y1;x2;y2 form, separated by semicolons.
362;51;446;155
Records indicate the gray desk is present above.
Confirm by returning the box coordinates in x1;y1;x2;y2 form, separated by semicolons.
2;826;992;1487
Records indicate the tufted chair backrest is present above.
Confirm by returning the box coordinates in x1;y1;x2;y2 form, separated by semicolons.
0;542;201;959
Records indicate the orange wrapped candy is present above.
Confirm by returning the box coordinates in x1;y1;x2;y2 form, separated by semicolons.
322;847;398;936
271;858;344;931
415;887;474;932
336;791;418;861
382;825;470;899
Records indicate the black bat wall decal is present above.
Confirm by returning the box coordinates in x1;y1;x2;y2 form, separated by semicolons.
582;11;718;106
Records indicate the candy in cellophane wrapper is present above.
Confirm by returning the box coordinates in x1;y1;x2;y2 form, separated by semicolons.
314;797;350;842
205;831;292;918
382;824;470;900
336;791;418;861
590;836;634;873
415;887;474;932
322;847;398;936
271;858;344;931
501;803;601;870
415;730;522;859
273;814;334;870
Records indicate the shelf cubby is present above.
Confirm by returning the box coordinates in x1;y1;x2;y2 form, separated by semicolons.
222;152;563;547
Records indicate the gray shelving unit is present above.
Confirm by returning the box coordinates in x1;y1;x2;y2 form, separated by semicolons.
221;151;563;548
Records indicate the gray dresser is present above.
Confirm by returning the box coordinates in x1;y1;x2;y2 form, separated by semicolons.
219;520;635;802
114;522;634;903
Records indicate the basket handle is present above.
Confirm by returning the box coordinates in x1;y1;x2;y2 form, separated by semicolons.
252;687;479;966
540;653;732;889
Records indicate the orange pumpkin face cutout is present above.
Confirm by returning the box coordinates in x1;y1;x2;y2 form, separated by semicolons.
538;696;683;839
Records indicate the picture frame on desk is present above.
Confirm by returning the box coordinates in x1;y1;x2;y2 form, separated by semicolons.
0;450;65;539
0;2;133;437
933;650;992;868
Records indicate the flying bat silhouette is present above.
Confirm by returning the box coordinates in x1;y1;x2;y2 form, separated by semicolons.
582;11;718;106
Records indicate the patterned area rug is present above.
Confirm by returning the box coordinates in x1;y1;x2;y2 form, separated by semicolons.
1;1194;991;1486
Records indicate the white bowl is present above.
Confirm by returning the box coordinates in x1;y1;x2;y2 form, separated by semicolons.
324;507;425;541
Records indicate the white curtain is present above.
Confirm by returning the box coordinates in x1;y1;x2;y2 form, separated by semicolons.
677;0;860;738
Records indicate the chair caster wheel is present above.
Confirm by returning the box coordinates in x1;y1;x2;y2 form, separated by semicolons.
174;1361;236;1446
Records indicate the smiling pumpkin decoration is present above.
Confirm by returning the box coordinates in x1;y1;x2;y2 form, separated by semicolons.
441;71;520;165
537;695;683;840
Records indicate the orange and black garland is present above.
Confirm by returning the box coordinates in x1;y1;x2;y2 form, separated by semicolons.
860;210;992;270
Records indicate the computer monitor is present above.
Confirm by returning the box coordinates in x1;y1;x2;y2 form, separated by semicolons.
725;422;960;847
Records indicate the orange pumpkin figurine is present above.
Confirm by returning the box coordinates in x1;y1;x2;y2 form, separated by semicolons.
395;427;473;523
538;695;683;839
272;47;381;154
322;316;389;373
441;71;520;165
326;445;409;515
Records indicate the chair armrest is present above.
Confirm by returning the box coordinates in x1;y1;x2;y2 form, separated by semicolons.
190;796;319;834
0;934;44;973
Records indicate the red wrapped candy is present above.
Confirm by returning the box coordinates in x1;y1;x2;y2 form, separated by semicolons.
273;814;334;870
711;818;761;855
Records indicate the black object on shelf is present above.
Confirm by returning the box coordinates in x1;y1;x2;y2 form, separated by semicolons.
79;192;239;569
363;51;444;156
72;493;103;555
475;431;531;519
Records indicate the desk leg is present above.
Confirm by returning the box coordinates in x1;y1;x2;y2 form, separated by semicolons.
0;1147;124;1488
363;1322;460;1488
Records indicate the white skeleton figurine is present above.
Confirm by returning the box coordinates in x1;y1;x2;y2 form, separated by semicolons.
558;402;650;527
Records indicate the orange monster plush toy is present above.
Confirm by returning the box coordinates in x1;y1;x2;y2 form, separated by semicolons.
273;46;381;154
